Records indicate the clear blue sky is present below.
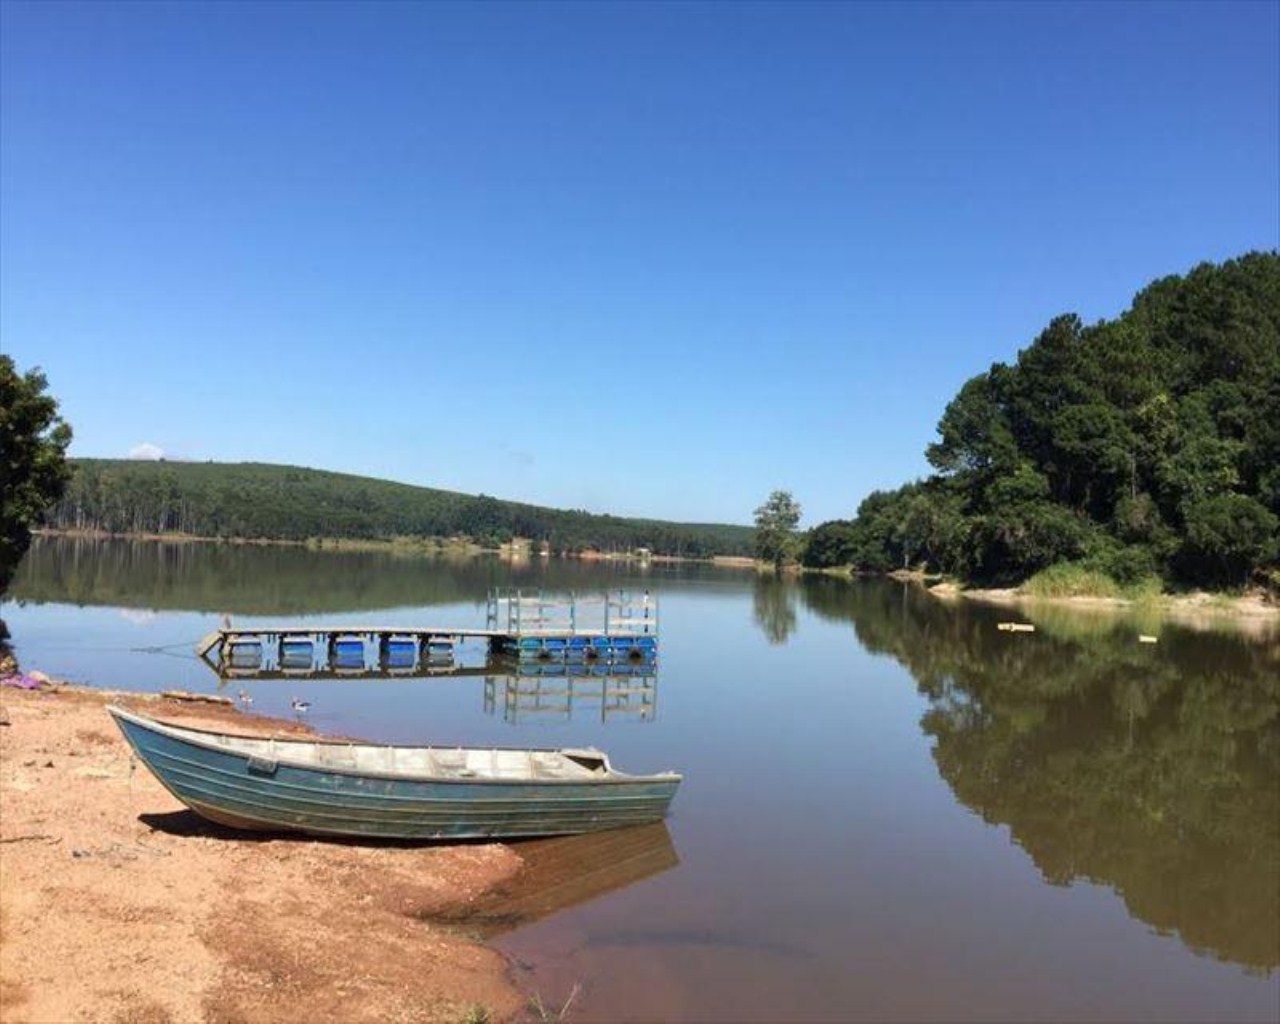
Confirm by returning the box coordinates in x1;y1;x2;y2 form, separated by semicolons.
2;1;1277;526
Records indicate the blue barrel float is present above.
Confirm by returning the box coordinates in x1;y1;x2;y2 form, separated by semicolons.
424;637;455;662
330;635;365;671
280;637;315;671
227;639;263;669
381;636;417;670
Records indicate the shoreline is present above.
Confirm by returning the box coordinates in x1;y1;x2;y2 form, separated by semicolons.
794;563;1277;623
931;582;1279;632
0;683;528;1023
31;528;735;565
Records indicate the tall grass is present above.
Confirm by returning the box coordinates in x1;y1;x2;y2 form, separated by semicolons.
1023;563;1163;600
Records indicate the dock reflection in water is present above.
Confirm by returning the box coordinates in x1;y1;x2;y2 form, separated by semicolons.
204;648;661;727
429;822;679;938
484;660;658;725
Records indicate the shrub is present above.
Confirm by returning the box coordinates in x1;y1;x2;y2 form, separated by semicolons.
1023;563;1122;598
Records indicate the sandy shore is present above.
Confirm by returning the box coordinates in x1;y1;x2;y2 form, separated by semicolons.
0;685;527;1024
933;584;1279;635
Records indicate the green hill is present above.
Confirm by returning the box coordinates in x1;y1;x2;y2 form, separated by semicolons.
44;459;754;558
804;251;1280;589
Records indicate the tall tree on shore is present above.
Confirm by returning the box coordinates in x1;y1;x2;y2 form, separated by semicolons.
805;251;1280;589
754;490;803;571
1;357;73;594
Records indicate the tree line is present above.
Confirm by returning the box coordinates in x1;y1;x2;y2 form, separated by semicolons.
41;458;755;558
803;252;1280;590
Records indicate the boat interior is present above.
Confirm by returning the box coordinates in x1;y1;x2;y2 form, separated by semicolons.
155;716;615;781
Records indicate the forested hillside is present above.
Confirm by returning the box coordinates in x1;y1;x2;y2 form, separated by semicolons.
42;460;754;558
805;252;1280;589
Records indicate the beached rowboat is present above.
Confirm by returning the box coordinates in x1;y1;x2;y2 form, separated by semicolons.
107;705;681;840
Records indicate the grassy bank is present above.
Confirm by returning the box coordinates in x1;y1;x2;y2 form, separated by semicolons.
1020;563;1164;601
942;564;1278;635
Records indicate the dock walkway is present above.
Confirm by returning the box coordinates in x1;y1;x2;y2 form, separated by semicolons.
197;588;659;678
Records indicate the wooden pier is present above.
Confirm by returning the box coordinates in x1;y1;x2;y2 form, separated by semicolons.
196;588;659;678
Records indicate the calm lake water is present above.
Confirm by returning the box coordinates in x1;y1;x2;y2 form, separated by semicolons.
4;537;1279;1022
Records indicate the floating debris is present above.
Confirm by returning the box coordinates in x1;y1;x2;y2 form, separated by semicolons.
1138;634;1159;644
160;690;233;706
996;622;1036;633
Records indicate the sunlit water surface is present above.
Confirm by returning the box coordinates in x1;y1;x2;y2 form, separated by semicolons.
4;538;1277;1022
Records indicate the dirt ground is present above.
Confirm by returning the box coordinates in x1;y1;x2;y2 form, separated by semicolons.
0;685;529;1024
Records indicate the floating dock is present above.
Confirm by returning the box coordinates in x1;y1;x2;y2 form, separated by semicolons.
197;588;659;678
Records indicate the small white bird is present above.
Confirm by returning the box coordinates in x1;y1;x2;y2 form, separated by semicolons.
290;697;312;717
236;689;253;708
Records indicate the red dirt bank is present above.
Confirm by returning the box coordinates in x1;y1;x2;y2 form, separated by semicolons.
0;686;527;1023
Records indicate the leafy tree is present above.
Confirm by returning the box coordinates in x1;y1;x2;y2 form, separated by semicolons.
843;489;906;572
753;490;802;570
1;357;73;593
926;367;1019;480
1178;494;1279;587
814;251;1280;590
802;519;859;569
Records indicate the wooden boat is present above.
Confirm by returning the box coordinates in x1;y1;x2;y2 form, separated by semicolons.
107;705;681;840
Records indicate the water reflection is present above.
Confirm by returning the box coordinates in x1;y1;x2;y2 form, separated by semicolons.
484;663;658;725
431;822;679;937
751;576;797;645
9;535;739;615
795;576;1280;973
210;658;660;727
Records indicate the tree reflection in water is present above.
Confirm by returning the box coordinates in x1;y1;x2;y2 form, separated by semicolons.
752;576;798;645
797;576;1280;974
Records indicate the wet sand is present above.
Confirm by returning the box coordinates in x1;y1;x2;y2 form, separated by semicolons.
0;685;527;1023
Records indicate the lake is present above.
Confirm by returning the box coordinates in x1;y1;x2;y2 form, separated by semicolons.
4;536;1278;1022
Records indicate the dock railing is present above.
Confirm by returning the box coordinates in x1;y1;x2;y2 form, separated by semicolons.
485;588;658;638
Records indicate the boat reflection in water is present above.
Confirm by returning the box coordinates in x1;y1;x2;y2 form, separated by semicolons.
428;821;679;938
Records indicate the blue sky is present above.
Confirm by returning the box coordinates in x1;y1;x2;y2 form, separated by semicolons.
2;1;1276;526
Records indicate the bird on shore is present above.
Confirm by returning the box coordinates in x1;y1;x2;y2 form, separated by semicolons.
290;697;311;718
236;689;253;708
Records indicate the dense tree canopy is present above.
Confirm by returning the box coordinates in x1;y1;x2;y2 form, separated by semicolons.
1;357;72;593
41;459;754;558
804;253;1280;589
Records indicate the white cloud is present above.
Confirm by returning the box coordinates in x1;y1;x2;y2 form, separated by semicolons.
128;442;165;461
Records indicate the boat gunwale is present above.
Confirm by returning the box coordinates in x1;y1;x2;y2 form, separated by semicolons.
107;705;683;787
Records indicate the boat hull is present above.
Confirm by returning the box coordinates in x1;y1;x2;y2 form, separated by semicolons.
110;709;680;840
